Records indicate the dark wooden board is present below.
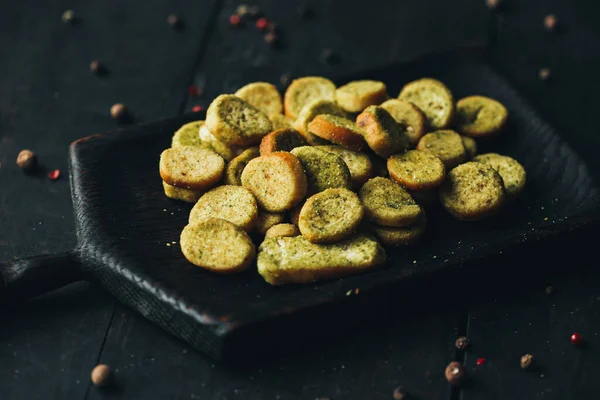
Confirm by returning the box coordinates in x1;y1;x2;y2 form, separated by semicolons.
68;54;600;361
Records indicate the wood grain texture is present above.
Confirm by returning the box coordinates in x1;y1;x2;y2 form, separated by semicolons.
0;0;218;398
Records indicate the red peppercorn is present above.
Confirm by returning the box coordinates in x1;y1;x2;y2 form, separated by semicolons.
229;14;241;27
256;17;268;31
570;332;583;346
48;169;61;181
476;357;486;366
192;105;203;113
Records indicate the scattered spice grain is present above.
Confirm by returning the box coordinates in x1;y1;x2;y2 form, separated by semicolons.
520;354;534;370
90;364;111;386
444;361;466;385
544;14;557;31
16;150;37;171
455;336;469;351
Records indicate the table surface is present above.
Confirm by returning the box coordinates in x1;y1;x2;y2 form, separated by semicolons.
2;0;600;399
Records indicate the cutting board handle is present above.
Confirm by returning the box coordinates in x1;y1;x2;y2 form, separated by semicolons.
0;252;84;303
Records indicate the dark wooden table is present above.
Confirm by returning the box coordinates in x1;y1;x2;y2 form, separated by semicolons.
2;0;600;398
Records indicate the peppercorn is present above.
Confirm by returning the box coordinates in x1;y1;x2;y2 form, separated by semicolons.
455;336;469;351
229;14;242;27
545;285;553;295
47;169;61;181
188;85;202;97
264;32;279;47
539;68;552;81
91;364;111;386
89;60;105;75
16;150;38;172
392;386;410;400
192;105;203;113
167;14;182;29
236;4;249;17
110;103;128;121
486;0;502;10
476;357;486;366
62;10;76;24
544;14;557;31
571;332;584;346
444;361;466;385
256;17;269;31
520;353;534;370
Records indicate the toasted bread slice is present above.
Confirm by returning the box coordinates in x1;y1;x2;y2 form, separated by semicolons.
255;211;286;235
308;114;366;151
317;145;373;187
162;181;204;203
241;152;307;212
387;150;446;191
284;76;336;119
335;80;388;112
456;95;508;137
439;162;506;221
235;82;283;116
265;223;300;238
299;188;364;243
461;136;478;159
224;147;260;186
257;234;386;285
380;99;427;145
399;78;455;129
291;146;352;195
270;113;295;130
372;213;427;247
356;106;410;157
189;185;258;232
199;124;238;161
294;100;349;145
171;120;208;148
180;218;255;273
359;177;422;227
417;130;467;169
259;128;308;156
206;94;273;147
159;146;224;191
473;153;526;199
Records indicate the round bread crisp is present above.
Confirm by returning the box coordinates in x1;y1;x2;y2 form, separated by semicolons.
291;146;352;195
241;152;307;212
308;114;366;151
399;78;455;129
159;146;224;191
473;153;526;199
417;130;467;169
180;218;255;274
294;100;349;145
259;128;308;156
387;150;446;191
461;136;478;159
439;161;506;221
224;147;260;186
284;76;336;119
270;113;294;130
359;177;422;227
199;124;238;161
335;80;388;112
456;96;508;137
265;223;300;238
234;82;283;116
206;94;273;147
162;181;203;203
298;188;364;243
372;213;427;247
317;145;373;187
356;106;411;158
255;211;286;234
189;185;258;232
171;120;207;148
380;99;427;145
